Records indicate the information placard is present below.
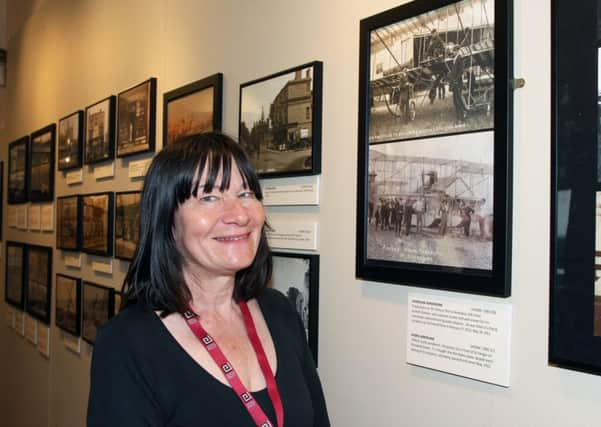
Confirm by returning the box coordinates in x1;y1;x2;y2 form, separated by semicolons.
266;220;318;250
14;311;25;336
37;326;50;358
8;206;17;227
64;252;82;268
261;175;320;206
128;158;152;179
41;203;54;231
28;204;41;230
94;162;115;180
25;315;38;344
92;259;113;274
16;205;28;229
66;169;83;185
407;292;512;387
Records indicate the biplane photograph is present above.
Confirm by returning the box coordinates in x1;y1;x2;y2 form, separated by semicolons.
368;0;495;143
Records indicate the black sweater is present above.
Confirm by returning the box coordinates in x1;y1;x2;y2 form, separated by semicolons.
87;288;330;427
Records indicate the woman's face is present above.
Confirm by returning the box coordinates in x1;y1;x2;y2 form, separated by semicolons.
173;164;265;282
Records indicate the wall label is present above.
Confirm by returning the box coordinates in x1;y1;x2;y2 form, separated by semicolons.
93;162;115;180
128;158;152;179
266;220;318;250
261;175;320;206
66;169;83;185
28;204;41;230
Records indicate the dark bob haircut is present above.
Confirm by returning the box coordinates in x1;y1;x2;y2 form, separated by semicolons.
122;132;272;315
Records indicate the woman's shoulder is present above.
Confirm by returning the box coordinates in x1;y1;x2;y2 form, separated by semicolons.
95;303;158;349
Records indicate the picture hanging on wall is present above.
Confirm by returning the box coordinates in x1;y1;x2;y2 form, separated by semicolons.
356;0;513;297
116;78;157;157
25;244;52;325
270;251;320;363
0;161;3;240
5;241;26;309
113;291;122;316
549;0;601;376
85;96;116;164
29;124;56;202
81;192;114;257
55;274;81;336
8;136;29;204
58;110;84;171
115;191;141;261
56;195;82;251
163;73;223;146
239;61;323;178
82;281;114;344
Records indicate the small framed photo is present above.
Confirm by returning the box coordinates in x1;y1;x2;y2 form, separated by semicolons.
113;291;122;316
115;191;141;261
29;124;56;202
25;245;52;325
163;73;223;146
82;192;114;256
55;274;81;336
82;281;114;344
58;110;84;171
5;241;26;309
270;252;320;363
116;78;157;157
239;61;323;178
8;136;29;204
85;96;116;164
56;195;82;251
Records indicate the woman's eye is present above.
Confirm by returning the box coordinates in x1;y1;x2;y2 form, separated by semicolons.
239;191;255;199
199;195;220;203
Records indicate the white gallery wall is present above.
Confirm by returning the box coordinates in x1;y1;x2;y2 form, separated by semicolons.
1;1;600;426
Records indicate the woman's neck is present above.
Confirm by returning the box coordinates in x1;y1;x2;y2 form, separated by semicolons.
185;271;238;320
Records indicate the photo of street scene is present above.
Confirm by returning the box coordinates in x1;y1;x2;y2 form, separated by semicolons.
166;86;214;145
82;194;111;254
115;192;140;260
117;80;154;156
6;243;24;307
240;64;319;175
26;247;51;322
8;138;27;202
594;192;601;336
82;282;112;344
367;132;493;270
56;196;80;250
58;112;82;170
30;129;54;200
369;0;494;143
55;275;80;335
85;97;113;163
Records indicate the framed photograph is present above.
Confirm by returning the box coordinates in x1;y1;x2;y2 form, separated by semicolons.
163;73;223;146
5;241;26;309
8;136;29;204
0;161;3;240
270;252;320;363
82;281;114;344
113;291;122;316
29;124;56;202
25;245;52;324
239;61;323;178
356;0;513;297
115;191;141;261
55;274;81;336
81;192;114;256
56;195;82;251
116;78;157;157
58;110;84;171
550;0;601;375
85;96;116;164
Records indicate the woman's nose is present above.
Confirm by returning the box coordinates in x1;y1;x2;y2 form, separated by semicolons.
222;197;250;224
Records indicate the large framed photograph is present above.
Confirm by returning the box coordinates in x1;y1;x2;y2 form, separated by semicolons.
239;61;323;178
550;0;601;376
115;191;141;261
5;241;26;309
58;110;84;171
25;245;52;324
270;252;319;363
85;96;116;164
116;78;157;157
56;195;82;251
29;124;56;202
356;0;513;297
163;73;223;146
8;136;29;204
55;274;81;336
81;192;114;256
82;281;114;344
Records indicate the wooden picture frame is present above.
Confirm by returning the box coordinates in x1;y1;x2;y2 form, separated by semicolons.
81;192;114;257
56;195;82;251
58;110;84;171
85;96;116;164
25;244;52;325
116;78;157;157
5;241;26;309
8;136;29;204
81;281;114;344
55;274;81;336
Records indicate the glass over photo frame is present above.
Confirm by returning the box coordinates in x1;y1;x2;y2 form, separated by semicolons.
549;0;601;376
56;195;82;251
81;281;114;345
29;124;56;202
239;61;323;178
116;78;157;158
356;0;513;296
81;192;114;257
55;274;81;336
5;241;26;309
58;110;84;171
25;244;52;325
8;136;29;204
115;191;141;261
85;96;116;165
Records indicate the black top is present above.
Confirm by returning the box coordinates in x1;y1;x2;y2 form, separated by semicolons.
87;288;330;427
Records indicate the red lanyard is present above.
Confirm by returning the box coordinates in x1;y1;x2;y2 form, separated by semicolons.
183;300;284;427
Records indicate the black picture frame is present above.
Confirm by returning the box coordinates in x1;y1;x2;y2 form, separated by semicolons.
85;95;116;165
549;0;601;376
163;73;223;146
270;251;320;364
81;281;114;344
55;274;81;336
116;78;157;157
29;124;56;202
81;192;114;257
56;195;82;251
8;136;29;204
239;61;323;178
25;244;52;325
356;0;513;297
115;191;141;261
5;241;26;309
58;110;84;171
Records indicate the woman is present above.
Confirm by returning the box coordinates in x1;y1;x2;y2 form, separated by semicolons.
87;133;330;427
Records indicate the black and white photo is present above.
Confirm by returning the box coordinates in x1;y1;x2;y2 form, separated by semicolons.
29;124;55;202
82;281;114;344
56;195;81;251
25;245;52;324
58;111;84;171
82;192;114;256
115;191;141;260
117;78;156;157
85;96;116;164
55;274;81;336
5;242;25;309
8;136;29;204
